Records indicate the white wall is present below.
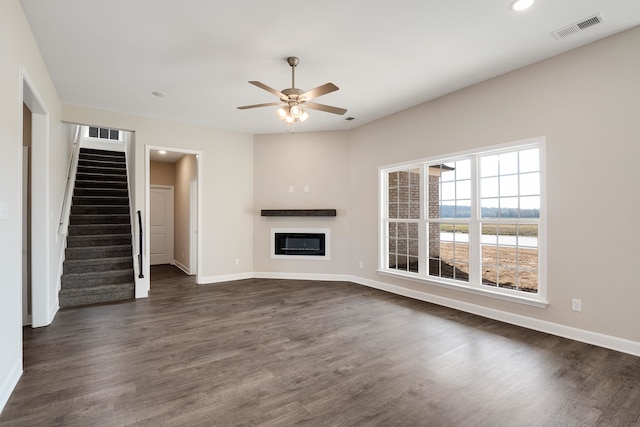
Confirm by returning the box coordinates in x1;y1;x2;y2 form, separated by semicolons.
348;26;640;350
174;155;197;272
0;0;64;412
253;131;350;277
61;106;255;288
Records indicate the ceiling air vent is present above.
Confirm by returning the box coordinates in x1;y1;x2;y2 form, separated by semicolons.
551;13;605;40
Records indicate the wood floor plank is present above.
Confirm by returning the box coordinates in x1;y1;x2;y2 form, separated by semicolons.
1;265;639;426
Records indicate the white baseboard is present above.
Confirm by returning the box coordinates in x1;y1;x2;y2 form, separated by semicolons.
173;260;192;275
198;272;254;284
0;358;22;415
253;271;352;282
349;275;640;358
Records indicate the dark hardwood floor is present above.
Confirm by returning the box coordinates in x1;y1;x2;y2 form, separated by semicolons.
1;265;639;426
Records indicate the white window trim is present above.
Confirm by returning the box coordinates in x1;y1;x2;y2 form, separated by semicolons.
83;125;124;143
378;136;547;307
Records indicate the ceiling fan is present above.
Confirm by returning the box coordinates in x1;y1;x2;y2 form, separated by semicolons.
237;57;347;124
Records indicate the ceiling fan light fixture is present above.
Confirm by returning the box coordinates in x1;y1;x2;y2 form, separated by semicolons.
289;104;303;118
276;107;288;120
299;111;310;122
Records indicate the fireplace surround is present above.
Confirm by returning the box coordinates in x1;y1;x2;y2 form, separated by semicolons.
270;228;331;260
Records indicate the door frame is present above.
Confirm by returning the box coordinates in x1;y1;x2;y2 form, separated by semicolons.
145;146;202;289
189;178;198;275
22;147;31;326
21;68;52;328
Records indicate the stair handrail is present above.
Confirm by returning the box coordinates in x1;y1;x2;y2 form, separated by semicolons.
58;124;82;236
137;210;144;278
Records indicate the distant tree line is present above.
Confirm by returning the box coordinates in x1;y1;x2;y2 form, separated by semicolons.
439;205;539;218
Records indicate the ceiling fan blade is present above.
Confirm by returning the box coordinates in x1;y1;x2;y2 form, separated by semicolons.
299;83;339;101
237;102;283;110
304;102;347;115
249;81;286;98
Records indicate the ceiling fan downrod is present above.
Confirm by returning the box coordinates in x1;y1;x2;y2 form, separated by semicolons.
287;57;299;89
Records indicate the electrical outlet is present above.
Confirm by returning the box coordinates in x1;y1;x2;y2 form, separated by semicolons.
358;261;363;269
289;186;294;193
571;298;582;312
304;185;309;193
235;258;240;265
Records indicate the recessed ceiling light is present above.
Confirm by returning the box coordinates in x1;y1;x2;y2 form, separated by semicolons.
512;0;534;11
158;150;167;155
152;91;168;97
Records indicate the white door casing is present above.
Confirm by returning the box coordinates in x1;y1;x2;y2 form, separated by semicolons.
150;186;174;265
189;178;198;275
22;147;31;326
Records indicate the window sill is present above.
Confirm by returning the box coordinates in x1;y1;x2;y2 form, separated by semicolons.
378;270;548;308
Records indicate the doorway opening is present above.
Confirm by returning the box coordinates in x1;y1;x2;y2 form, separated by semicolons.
22;105;32;326
22;71;51;328
146;146;201;290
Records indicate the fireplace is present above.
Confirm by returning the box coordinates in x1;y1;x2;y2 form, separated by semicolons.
271;228;330;260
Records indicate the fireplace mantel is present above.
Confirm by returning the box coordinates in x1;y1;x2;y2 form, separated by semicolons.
261;209;336;217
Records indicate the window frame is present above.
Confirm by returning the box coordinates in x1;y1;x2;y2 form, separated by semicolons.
83;126;124;142
378;137;547;307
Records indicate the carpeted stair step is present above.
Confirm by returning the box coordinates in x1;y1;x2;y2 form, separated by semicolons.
70;205;130;215
77;165;127;176
78;158;126;168
68;224;132;236
72;196;129;206
78;157;125;166
78;154;126;164
75;172;128;182
73;187;128;198
78;158;127;173
65;244;132;260
80;148;125;157
69;214;130;225
67;234;132;248
63;256;133;274
61;268;134;289
75;180;128;190
59;283;135;308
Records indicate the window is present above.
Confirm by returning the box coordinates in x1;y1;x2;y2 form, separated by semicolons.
380;138;545;305
86;126;121;141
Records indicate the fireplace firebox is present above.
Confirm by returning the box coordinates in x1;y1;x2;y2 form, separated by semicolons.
271;228;330;260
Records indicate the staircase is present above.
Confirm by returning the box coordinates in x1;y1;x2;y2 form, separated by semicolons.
59;148;135;308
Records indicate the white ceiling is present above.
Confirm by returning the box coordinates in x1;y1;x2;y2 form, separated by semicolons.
20;0;640;135
149;150;184;163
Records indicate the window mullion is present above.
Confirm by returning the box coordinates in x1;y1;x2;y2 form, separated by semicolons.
419;164;428;277
469;156;481;287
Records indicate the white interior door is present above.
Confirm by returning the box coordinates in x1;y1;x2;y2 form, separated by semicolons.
150;186;174;265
